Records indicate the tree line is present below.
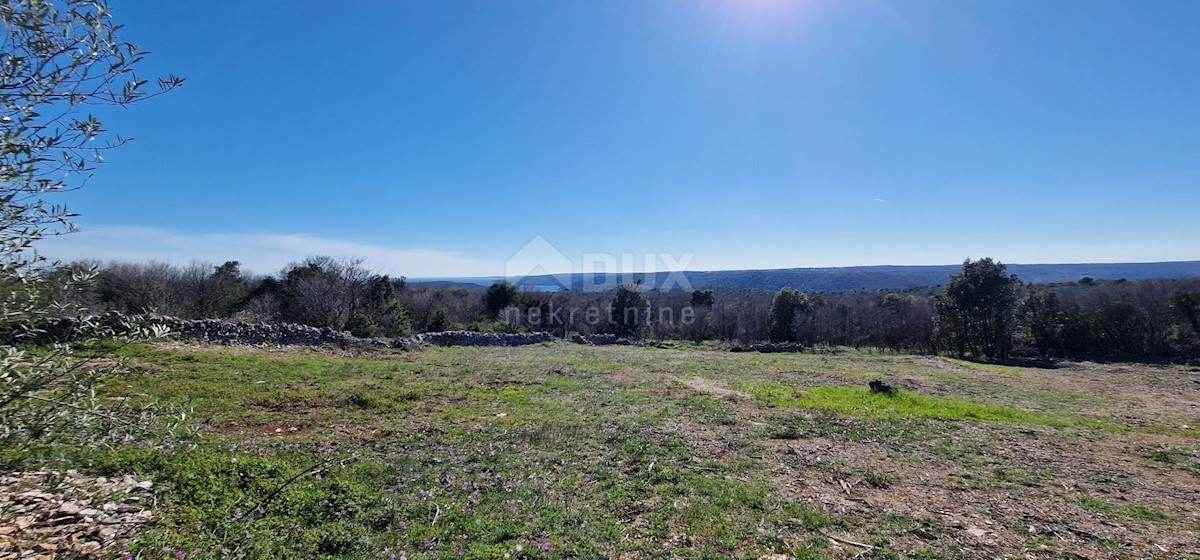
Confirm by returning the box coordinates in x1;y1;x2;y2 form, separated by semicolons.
50;256;1200;360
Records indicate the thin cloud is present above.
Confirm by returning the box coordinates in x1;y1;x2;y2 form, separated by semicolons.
36;224;499;278
873;198;886;203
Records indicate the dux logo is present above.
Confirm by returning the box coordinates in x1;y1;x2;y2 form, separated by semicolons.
504;236;696;292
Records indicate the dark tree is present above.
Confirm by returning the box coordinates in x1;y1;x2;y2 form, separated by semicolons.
346;275;412;337
1168;289;1200;338
1021;288;1064;357
933;258;1021;359
767;288;811;343
690;289;715;308
1092;301;1147;355
484;281;519;318
196;261;249;318
426;308;450;332
610;284;649;339
878;293;919;352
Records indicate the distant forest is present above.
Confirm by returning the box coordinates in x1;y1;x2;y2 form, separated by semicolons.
494;261;1200;292
46;257;1200;361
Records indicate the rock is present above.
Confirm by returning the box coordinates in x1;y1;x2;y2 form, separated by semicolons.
15;491;55;504
868;380;897;396
729;342;807;353
578;333;618;345
1;470;153;559
56;502;82;516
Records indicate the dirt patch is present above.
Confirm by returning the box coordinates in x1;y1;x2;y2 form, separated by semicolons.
677;377;754;400
670;360;1200;558
205;422;309;438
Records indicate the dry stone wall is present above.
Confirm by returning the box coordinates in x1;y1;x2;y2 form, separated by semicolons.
29;313;554;349
27;313;813;353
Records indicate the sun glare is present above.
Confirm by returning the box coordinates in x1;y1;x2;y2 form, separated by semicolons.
716;0;821;31
727;0;815;17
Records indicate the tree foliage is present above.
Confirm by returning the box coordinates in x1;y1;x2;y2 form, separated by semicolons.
426;308;449;333
346;274;411;337
767;287;811;343
1020;288;1064;357
1;0;181;452
1;0;183;257
1168;289;1200;338
37;255;1200;360
483;281;518;318
610;283;648;339
934;258;1022;358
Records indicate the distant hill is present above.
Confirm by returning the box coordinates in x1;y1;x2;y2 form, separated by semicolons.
404;280;491;291
410;261;1200;293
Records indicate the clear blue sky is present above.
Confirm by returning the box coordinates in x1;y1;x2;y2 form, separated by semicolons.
45;0;1200;277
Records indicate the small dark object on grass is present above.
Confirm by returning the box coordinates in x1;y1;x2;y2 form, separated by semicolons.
869;380;897;396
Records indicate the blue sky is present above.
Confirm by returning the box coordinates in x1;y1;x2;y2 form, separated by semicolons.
43;0;1200;277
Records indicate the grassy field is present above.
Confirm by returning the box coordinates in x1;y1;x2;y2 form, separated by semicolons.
31;343;1200;559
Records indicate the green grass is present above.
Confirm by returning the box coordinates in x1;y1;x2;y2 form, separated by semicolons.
1131;443;1200;476
9;342;1194;559
943;357;1025;377
738;382;1102;428
1079;496;1179;522
28;345;836;559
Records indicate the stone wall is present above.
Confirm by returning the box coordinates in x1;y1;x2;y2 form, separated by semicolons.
28;313;554;350
568;333;632;346
412;330;555;347
729;342;808;353
26;313;815;353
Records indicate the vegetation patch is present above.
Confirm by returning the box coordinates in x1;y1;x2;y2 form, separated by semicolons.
5;343;1197;559
739;382;1092;427
1132;443;1200;476
1078;496;1179;522
943;358;1025;377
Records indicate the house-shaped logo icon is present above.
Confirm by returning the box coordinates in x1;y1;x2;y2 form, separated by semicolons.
504;236;573;291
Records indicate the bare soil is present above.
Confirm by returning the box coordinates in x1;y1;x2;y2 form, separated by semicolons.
678;359;1200;559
